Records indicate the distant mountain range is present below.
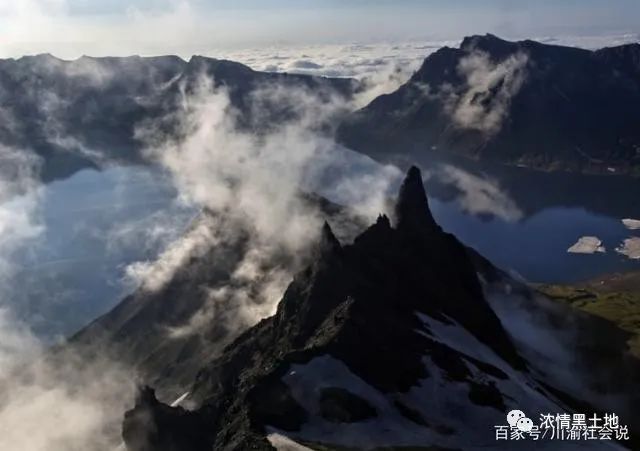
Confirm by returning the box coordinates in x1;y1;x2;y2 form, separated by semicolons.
338;34;640;175
0;54;357;181
71;167;640;450
0;35;640;184
4;35;640;183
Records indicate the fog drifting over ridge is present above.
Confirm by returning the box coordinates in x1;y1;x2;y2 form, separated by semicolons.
0;58;405;450
129;73;403;336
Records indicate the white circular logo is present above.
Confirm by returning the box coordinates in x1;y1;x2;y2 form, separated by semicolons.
507;409;526;427
517;417;533;432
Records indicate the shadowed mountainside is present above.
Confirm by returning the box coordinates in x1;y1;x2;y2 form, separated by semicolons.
338;34;640;175
115;167;640;450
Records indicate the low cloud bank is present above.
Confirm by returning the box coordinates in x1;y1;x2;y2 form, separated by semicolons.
217;41;446;108
0;217;134;451
0;308;135;451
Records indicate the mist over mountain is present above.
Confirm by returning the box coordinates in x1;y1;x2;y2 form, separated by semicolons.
338;34;640;175
0;54;359;182
1;30;640;451
4;34;640;186
69;194;368;399
0;45;408;450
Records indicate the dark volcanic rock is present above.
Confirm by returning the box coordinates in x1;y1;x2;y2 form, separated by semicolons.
121;166;529;450
595;43;640;80
249;378;308;432
114;165;640;450
318;387;377;423
395;165;439;234
338;35;640;175
122;386;210;451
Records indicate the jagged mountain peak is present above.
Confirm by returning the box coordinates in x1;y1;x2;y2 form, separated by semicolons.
122;165;536;450
134;385;159;407
394;165;439;234
319;220;342;254
375;213;391;226
118;160;640;449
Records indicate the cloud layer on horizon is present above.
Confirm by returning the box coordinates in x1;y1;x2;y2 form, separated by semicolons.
0;0;638;60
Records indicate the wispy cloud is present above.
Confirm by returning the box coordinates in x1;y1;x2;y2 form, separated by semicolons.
428;164;523;222
0;146;43;298
128;73;399;337
0;308;135;451
0;143;134;451
216;41;444;107
443;50;529;135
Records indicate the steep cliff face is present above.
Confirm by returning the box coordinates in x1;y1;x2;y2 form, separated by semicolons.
338;35;640;175
120;166;640;450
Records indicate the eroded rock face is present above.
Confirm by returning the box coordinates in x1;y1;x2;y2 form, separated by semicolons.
121;166;639;450
121;166;530;450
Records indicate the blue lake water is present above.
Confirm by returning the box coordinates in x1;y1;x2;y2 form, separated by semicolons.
431;200;638;284
8;166;195;340
420;158;640;284
5;160;639;340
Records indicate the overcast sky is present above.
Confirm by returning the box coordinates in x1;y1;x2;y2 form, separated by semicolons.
0;0;639;58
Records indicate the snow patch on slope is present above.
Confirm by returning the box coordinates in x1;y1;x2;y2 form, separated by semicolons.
276;355;440;449
412;313;568;447
267;432;314;451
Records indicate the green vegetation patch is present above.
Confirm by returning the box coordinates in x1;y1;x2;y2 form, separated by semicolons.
537;271;640;358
